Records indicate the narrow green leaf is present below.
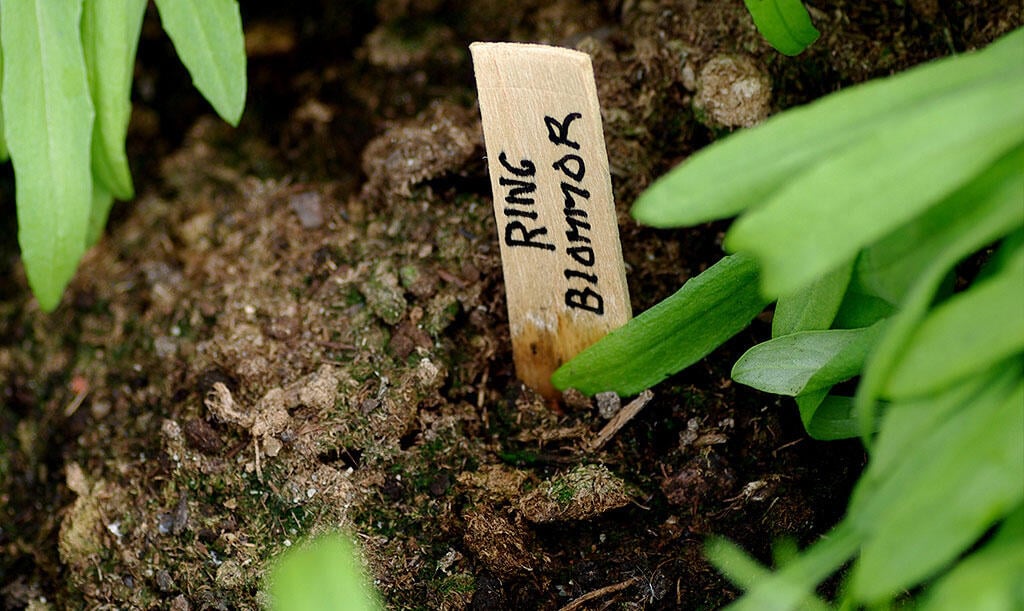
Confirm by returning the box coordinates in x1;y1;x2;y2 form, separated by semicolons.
153;0;246;125
726;74;1024;297
87;179;114;248
849;366;1024;603
744;0;820;56
886;249;1024;399
855;144;1024;440
860;363;996;485
921;509;1024;611
858;144;1024;306
552;254;768;396
800;394;861;441
706;537;830;611
772;258;853;337
726;523;861;611
732;322;885;396
82;0;147;200
631;28;1023;228
268;533;381;611
1;0;95;311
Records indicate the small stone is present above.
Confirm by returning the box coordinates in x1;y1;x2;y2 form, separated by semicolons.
262;436;283;457
156;569;175;592
694;54;771;128
595;391;621;419
289;191;324;229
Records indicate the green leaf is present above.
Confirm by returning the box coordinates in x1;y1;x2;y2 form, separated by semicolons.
552;254;768;396
772;258;853;337
854;144;1024;439
706;537;830;611
154;0;246;126
885;248;1024;399
732;322;885;396
86;179;114;248
726;74;1024;297
82;0;147;200
0;34;8;162
849;364;1024;604
798;393;862;440
743;0;820;56
921;507;1024;611
631;28;1024;228
268;533;381;611
1;0;95;311
858;144;1024;306
725;522;861;611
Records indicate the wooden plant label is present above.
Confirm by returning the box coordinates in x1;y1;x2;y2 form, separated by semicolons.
470;42;631;400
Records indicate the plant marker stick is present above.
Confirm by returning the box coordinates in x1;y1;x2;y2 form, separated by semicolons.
471;42;631;400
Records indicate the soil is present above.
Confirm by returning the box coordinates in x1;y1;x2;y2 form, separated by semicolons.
1;1;1018;609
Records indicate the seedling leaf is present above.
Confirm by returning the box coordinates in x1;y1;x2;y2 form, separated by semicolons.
154;0;246;126
82;0;147;200
725;522;861;611
772;258;853;337
858;142;1024;306
732;322;884;396
1;0;95;311
885;245;1024;399
855;144;1024;439
268;533;381;611
552;254;768;396
743;0;820;56
798;393;861;440
849;363;1024;603
631;28;1023;228
726;74;1024;296
87;180;114;248
705;537;830;611
921;512;1024;611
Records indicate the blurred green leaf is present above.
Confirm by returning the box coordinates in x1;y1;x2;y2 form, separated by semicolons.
858;144;1024;306
726;75;1024;296
732;322;884;396
849;363;1024;603
631;29;1023;228
269;533;381;611
724;522;860;611
706;536;830;611
743;0;820;56
552;254;768;396
154;0;246;125
82;0;147;201
921;505;1024;611
885;246;1024;399
855;144;1024;438
1;0;94;311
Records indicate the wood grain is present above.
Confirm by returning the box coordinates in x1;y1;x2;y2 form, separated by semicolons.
471;42;631;400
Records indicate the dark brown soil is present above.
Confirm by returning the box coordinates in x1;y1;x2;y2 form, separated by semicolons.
1;1;1018;609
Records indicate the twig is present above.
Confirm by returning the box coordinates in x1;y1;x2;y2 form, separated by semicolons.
558;576;642;611
587;390;654;451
